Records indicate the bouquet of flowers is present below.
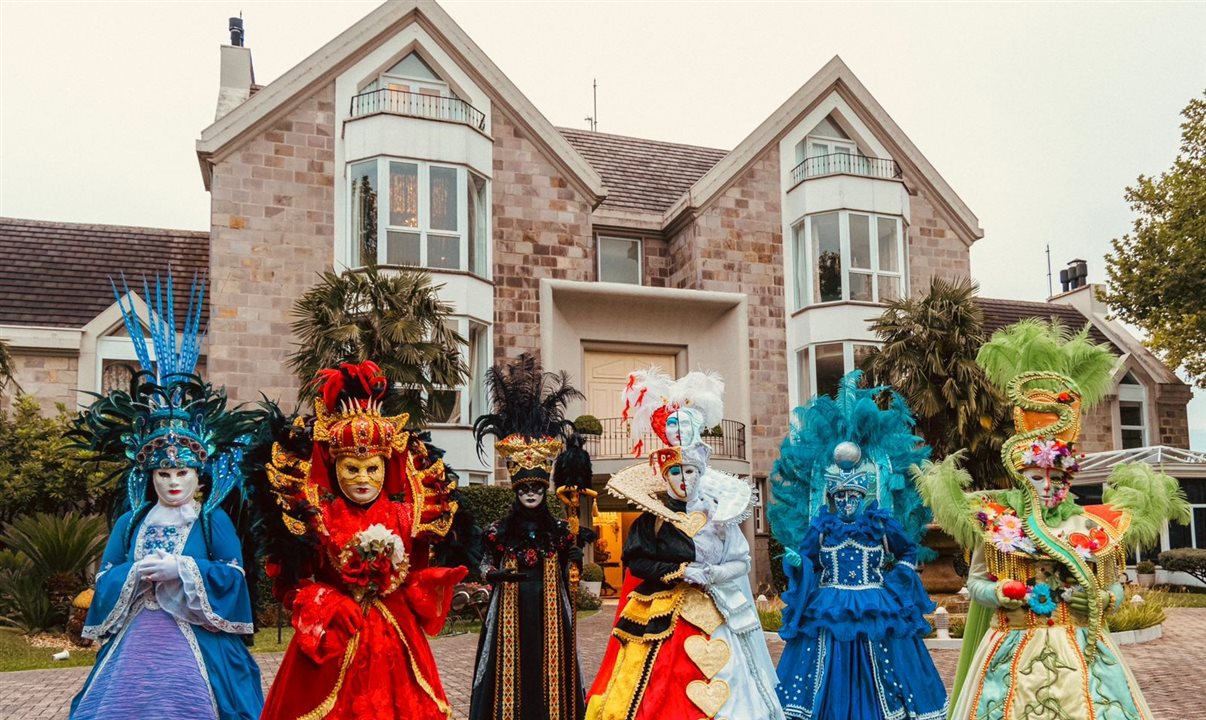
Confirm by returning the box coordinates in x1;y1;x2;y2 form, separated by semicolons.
338;523;410;601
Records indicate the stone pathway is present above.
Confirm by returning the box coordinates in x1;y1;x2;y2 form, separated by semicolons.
2;607;1203;719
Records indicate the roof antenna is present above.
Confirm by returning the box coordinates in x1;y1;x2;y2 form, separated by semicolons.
1046;243;1053;298
584;78;597;132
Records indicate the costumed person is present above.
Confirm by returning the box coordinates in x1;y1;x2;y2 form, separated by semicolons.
468;353;587;720
68;276;263;720
769;371;947;720
588;368;784;720
256;361;466;720
917;320;1190;720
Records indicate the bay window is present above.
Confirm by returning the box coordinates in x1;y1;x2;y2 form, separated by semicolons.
796;341;878;403
793;211;905;308
348;157;489;277
427;317;490;426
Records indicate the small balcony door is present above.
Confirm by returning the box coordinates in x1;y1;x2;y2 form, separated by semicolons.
583;350;677;419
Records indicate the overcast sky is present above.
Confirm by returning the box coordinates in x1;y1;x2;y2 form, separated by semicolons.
1;1;1203;447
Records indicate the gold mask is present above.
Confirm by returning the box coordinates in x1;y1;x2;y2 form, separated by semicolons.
335;454;386;505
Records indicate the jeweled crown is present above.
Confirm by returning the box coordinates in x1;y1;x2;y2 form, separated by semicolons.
314;398;409;459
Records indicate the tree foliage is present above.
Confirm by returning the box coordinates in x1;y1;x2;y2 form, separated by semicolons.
288;264;469;425
0;396;120;524
0;339;17;397
1103;92;1206;388
861;277;1013;489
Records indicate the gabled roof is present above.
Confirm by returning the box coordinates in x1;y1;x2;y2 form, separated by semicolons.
195;0;606;204
664;56;983;244
558;128;727;216
0;218;208;329
975;296;1118;351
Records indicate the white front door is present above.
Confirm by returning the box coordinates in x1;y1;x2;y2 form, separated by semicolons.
583;350;677;419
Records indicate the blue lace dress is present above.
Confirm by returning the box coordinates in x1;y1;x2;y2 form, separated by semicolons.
776;505;947;720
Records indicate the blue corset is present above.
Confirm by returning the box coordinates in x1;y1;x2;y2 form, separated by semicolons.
819;538;885;589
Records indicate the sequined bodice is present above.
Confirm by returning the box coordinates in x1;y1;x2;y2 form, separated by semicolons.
819;537;885;589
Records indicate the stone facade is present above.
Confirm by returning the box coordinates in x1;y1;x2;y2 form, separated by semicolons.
206;85;338;406
906;188;972;290
669;148;789;476
1155;386;1193;448
490;111;595;362
2;350;78;414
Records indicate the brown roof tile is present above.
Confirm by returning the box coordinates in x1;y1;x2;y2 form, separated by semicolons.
558;128;728;215
0;217;208;329
975;297;1119;352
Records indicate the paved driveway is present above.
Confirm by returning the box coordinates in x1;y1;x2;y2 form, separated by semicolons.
3;607;1203;719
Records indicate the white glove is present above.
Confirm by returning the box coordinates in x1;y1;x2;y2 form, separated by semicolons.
138;550;181;582
683;562;711;587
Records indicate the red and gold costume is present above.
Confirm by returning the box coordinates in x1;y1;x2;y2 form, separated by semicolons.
259;362;466;720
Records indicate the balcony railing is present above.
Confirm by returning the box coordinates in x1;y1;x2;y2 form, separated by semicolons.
790;153;902;185
582;417;747;462
349;88;486;131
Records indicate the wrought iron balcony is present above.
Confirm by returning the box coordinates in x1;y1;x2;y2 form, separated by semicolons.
349;88;486;131
581;417;747;462
790;153;902;185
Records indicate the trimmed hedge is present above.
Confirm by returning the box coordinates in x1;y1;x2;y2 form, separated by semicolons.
1159;548;1206;585
457;483;566;531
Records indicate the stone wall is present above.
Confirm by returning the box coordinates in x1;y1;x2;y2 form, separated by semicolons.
906;187;972;293
1155;384;1193;448
2;350;78;414
669;147;789;476
490;110;595;361
206;85;337;406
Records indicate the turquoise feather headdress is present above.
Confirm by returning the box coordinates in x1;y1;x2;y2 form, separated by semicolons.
768;371;934;560
70;273;254;520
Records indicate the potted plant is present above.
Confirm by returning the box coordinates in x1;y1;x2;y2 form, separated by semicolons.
573;414;603;436
580;562;604;597
1135;560;1157;588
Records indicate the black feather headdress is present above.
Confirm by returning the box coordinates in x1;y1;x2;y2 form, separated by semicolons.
472;353;583;485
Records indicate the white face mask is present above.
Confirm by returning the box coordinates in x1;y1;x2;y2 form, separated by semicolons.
515;483;547;509
152;467;200;508
665;409;704;447
1023;467;1070;509
664;464;701;501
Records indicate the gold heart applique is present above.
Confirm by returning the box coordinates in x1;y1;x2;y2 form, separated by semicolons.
673;510;708;537
686;679;730;718
684;635;731;679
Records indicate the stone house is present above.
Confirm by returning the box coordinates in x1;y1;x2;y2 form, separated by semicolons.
0;0;1193;588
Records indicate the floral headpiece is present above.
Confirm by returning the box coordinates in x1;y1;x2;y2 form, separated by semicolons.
1018;437;1081;473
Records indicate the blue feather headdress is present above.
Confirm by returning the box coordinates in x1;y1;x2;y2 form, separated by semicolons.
768;371;935;560
70;273;253;523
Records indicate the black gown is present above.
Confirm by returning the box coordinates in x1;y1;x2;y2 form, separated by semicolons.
469;504;585;720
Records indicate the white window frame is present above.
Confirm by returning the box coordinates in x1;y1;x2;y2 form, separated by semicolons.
346;157;490;278
792;211;906;310
795;341;879;406
426;315;491;429
1117;379;1148;449
597;236;643;285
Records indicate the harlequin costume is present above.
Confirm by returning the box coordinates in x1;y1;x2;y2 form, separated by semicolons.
468;353;587;720
69;276;263;720
587;368;784;720
769;371;946;720
256;361;466;720
917;320;1190;720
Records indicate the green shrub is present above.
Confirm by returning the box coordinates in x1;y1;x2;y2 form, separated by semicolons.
0;396;120;524
573;415;603;435
702;424;724;438
949;616;966;639
758;606;782;632
581;563;604;583
1108;601;1166;633
0;512;107;632
1158;548;1206;585
574;587;602;611
1135;560;1157;574
458;485;516;529
766;533;789;595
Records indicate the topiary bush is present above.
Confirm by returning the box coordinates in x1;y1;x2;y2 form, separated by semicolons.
581;563;604;583
1136;560;1157;575
573;587;602;611
458;485;516;530
1158;548;1206;585
573;415;603;436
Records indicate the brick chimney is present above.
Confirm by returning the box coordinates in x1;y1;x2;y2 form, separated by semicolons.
215;16;254;121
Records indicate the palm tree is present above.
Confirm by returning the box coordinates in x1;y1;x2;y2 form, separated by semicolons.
0;338;18;397
860;276;1012;488
289;264;469;426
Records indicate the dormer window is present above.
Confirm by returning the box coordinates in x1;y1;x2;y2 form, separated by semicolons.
790;114;900;183
364;52;448;99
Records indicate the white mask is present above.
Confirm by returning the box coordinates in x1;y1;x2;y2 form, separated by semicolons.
152;467;200;508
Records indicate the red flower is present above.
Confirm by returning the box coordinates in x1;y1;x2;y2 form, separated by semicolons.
341;554;372;588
